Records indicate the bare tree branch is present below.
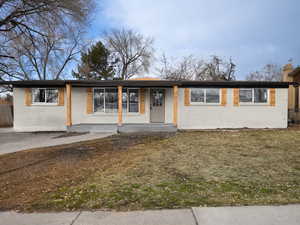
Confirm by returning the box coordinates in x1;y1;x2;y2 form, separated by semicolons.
157;54;236;81
105;28;154;80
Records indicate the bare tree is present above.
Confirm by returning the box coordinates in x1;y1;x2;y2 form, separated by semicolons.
1;23;82;82
157;54;236;81
0;0;92;50
105;29;154;80
197;56;236;81
246;64;282;81
157;54;205;80
0;0;94;81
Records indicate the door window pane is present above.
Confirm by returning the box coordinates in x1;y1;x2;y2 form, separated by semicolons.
152;89;163;107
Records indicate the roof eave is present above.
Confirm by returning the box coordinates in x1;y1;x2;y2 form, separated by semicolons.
0;80;290;88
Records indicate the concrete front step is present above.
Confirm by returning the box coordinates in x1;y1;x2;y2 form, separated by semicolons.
68;123;177;133
118;123;177;133
68;124;118;133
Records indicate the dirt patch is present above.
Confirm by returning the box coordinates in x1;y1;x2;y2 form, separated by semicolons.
0;133;173;211
0;130;299;212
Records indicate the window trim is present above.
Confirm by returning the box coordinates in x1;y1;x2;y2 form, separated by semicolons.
239;88;269;105
93;88;140;114
190;88;221;105
31;88;58;105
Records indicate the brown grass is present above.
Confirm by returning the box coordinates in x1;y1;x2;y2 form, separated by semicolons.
0;129;299;212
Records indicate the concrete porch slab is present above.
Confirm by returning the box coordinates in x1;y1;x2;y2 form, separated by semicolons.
68;123;178;133
68;124;118;133
119;123;177;133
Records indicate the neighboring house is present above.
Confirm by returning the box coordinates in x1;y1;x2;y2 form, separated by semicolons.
282;64;300;122
0;80;289;132
0;97;13;127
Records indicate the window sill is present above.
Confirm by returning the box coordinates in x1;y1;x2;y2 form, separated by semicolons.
90;112;141;116
190;103;222;106
239;103;270;106
31;103;59;106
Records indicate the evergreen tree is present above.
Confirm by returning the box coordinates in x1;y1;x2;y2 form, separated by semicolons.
73;41;114;80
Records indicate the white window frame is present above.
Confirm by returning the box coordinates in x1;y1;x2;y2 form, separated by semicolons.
93;88;140;114
31;88;58;105
190;88;221;105
239;88;269;105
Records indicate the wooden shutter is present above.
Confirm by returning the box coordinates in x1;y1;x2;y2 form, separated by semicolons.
24;88;32;106
58;88;65;106
184;88;190;106
221;88;227;106
270;88;276;106
233;88;239;106
86;88;93;114
139;88;146;114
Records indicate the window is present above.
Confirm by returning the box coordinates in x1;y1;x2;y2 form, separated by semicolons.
94;88;118;113
239;89;252;103
93;88;139;113
239;88;268;104
128;89;139;112
32;88;58;104
122;89;139;113
190;88;220;104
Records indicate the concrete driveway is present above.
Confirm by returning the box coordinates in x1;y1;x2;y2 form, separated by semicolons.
0;130;115;155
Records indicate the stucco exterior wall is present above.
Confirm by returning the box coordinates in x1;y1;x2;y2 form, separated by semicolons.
13;87;288;131
13;88;66;132
178;88;288;129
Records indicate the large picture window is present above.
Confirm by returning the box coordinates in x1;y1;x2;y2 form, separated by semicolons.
239;88;268;103
94;88;118;113
93;88;139;113
190;88;220;104
32;88;58;104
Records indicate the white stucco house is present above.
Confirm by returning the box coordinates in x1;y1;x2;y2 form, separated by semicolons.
0;80;289;132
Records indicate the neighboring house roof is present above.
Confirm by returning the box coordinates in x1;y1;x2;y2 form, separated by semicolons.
0;80;290;88
289;67;300;77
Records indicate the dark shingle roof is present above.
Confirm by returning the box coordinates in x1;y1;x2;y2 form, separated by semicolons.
0;80;290;88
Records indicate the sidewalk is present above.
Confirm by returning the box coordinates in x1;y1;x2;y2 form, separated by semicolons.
0;205;299;225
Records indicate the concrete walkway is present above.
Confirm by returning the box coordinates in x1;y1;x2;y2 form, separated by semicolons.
0;205;299;225
0;131;115;155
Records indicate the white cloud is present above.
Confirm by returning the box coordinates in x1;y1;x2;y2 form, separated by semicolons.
98;0;300;79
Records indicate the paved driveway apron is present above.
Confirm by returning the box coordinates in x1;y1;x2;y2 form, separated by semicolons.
0;132;115;155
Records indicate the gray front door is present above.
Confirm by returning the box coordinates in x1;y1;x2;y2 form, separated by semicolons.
150;89;165;123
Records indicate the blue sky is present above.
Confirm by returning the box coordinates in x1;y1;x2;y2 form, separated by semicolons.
87;0;300;79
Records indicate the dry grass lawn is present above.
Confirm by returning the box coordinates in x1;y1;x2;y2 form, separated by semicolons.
0;129;300;212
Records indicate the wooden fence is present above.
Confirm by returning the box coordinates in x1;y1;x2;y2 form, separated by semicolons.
0;98;13;127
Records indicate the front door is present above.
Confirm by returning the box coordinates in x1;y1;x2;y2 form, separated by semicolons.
150;89;165;123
